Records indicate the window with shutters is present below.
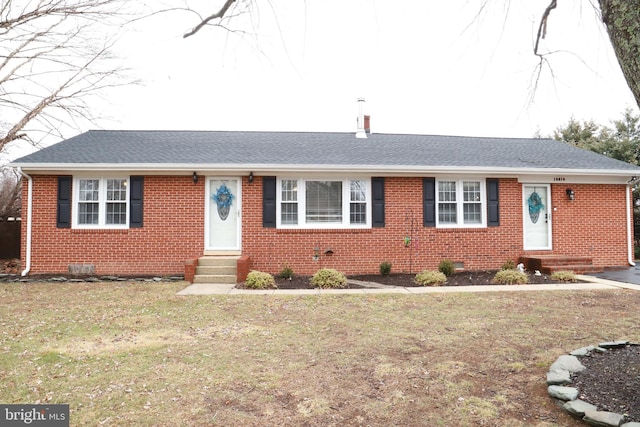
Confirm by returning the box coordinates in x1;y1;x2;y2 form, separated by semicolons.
73;177;129;228
436;179;486;227
276;178;370;228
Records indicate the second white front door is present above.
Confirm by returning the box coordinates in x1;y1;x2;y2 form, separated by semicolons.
523;184;551;250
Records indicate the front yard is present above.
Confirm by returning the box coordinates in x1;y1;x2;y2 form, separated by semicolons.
1;281;638;426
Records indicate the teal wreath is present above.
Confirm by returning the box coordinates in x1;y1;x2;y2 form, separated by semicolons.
212;184;234;209
527;192;545;223
527;192;545;214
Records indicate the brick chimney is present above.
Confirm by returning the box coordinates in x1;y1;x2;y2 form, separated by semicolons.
356;98;367;139
364;115;370;134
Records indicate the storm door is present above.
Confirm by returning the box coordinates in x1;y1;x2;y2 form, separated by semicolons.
206;178;241;250
523;185;552;250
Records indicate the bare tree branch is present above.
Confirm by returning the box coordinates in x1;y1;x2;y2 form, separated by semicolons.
0;0;132;152
183;0;238;38
534;0;557;57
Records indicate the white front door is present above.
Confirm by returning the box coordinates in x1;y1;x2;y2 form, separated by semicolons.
523;184;552;250
206;178;241;251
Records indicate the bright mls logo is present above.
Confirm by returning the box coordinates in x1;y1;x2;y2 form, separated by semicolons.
0;405;69;426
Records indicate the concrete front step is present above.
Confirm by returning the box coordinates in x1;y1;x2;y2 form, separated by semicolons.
192;274;237;284
197;256;239;266
192;256;239;284
196;265;237;275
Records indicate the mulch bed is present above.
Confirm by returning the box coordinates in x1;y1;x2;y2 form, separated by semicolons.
571;345;640;422
268;270;559;289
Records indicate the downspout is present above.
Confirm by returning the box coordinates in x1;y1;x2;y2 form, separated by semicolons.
627;183;636;266
16;167;32;276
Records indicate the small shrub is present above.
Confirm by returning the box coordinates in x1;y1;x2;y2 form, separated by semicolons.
635;245;640;260
280;264;294;279
311;268;347;289
379;261;392;276
550;270;577;282
415;270;447;287
438;259;455;276
501;259;516;270
493;269;528;285
244;270;277;289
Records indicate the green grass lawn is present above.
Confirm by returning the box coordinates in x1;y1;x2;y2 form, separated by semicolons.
1;281;638;426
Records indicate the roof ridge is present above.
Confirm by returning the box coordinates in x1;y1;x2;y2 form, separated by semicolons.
84;129;554;141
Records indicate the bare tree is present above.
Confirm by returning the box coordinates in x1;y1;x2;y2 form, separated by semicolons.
0;167;21;219
0;0;130;153
598;0;640;109
531;0;639;110
181;1;640;110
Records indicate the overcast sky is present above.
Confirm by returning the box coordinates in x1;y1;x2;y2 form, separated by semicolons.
6;0;640;161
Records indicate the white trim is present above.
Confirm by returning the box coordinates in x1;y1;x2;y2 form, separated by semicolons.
12;162;640;179
518;175;631;184
205;177;242;251
276;178;372;229
627;185;636;266
72;176;130;229
523;184;552;250
16;168;32;276
435;178;487;228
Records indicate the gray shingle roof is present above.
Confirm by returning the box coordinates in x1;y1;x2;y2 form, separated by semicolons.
11;130;640;175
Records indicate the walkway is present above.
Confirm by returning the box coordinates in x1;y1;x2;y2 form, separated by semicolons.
176;275;640;296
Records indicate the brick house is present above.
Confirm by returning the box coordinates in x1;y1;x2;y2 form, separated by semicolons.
10;124;640;283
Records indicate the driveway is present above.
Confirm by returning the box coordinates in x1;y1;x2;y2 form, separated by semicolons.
588;265;640;285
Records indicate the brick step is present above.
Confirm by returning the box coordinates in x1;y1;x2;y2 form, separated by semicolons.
541;264;604;274
519;255;594;272
542;257;593;266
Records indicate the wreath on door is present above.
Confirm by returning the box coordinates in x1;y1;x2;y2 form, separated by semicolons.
527;191;545;224
212;183;234;221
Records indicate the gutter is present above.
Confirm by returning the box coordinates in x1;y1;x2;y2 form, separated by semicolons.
8;162;640;178
627;183;636;267
16;167;32;276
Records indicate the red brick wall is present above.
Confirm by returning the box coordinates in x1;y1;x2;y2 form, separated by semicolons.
542;183;630;266
21;175;205;275
21;175;631;276
242;177;632;275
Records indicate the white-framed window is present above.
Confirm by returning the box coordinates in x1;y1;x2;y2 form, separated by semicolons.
73;177;129;228
276;178;370;228
436;179;485;227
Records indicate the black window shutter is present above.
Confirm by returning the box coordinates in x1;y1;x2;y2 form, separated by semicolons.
487;178;499;226
371;177;385;227
263;176;276;228
57;176;72;228
129;176;144;228
423;177;436;227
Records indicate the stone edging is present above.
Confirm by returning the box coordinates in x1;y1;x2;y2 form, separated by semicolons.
0;274;185;283
547;341;640;427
